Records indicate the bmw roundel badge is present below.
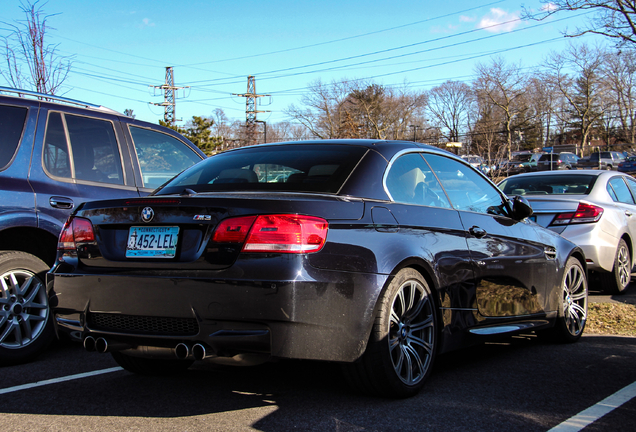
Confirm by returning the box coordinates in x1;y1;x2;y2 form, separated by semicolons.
141;207;154;223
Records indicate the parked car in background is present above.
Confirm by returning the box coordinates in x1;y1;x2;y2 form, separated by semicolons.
48;139;587;398
506;152;544;175
576;152;626;170
460;154;491;175
499;170;636;294
536;152;580;171
0;87;206;365
617;156;636;174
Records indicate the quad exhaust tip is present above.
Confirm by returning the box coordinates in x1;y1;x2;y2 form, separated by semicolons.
192;343;210;361
83;336;96;352
175;343;190;360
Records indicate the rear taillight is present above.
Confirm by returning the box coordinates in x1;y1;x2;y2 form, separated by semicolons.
212;214;328;254
57;217;95;251
550;203;604;226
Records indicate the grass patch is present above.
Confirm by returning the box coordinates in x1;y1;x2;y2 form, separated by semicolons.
586;303;636;336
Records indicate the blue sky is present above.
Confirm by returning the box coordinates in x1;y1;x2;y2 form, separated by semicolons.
1;0;604;125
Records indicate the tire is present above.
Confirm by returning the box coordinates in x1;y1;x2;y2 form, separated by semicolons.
540;257;587;343
111;351;193;376
343;268;437;398
0;251;54;365
599;239;631;294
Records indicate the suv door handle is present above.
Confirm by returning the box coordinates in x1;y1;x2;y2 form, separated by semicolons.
49;196;74;209
469;226;487;238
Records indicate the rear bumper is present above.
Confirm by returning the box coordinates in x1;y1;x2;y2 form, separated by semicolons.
559;223;618;272
47;265;387;363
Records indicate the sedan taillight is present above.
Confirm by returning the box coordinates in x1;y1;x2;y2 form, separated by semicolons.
57;217;95;251
550;203;604;226
212;214;328;253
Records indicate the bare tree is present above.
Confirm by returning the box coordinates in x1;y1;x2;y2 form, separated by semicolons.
473;57;528;160
544;43;608;154
285;79;427;140
603;49;636;143
531;1;636;48
284;79;351;139
347;81;427;140
1;0;72;94
427;80;473;143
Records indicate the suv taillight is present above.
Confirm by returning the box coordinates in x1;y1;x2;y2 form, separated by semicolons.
212;214;328;253
57;217;95;251
550;203;603;226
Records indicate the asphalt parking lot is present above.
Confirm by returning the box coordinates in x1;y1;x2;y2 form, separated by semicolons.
1;287;634;432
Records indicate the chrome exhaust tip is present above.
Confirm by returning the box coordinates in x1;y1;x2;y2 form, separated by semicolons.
175;343;190;360
83;336;96;352
192;343;209;361
95;337;108;353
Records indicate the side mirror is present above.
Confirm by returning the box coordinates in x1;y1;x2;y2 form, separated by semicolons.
510;195;533;221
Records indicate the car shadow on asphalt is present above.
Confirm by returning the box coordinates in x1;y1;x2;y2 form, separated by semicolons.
1;334;635;432
588;278;636;305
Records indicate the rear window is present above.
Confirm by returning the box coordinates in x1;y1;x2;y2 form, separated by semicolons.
0;104;28;169
499;174;598;195
157;144;368;194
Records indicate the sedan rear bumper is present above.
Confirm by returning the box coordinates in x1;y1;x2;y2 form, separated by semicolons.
560;223;618;272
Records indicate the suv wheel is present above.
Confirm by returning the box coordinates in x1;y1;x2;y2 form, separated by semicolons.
0;251;54;365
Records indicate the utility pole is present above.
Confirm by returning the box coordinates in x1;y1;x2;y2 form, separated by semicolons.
150;67;188;125
233;76;270;146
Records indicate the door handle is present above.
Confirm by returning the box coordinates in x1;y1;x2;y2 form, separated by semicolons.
626;211;633;217
49;196;74;210
469;226;487;238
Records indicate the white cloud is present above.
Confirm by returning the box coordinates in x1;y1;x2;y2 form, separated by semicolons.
477;8;521;33
459;15;476;23
541;3;559;12
139;17;155;28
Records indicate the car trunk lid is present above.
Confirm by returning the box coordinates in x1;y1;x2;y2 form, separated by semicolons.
69;193;364;270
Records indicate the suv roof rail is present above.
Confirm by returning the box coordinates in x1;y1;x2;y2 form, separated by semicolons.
0;86;124;116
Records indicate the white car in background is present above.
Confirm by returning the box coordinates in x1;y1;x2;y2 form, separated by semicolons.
499;170;636;294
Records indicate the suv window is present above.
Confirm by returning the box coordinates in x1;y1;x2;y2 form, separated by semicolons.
129;126;203;189
43;112;124;184
0;104;28;169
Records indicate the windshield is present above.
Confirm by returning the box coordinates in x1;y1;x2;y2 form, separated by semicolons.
499;174;598;195
156;144;368;195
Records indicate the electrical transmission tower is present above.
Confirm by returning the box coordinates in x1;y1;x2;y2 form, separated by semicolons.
233;76;270;146
150;67;188;125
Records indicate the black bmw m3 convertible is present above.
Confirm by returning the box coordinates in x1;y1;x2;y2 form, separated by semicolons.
47;140;588;398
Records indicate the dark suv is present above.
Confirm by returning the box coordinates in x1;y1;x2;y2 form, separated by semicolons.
0;87;205;364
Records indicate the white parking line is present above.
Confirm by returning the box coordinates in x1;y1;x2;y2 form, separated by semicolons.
548;381;636;432
0;367;123;395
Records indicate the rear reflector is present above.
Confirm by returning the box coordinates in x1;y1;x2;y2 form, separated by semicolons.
212;216;257;243
57;217;95;250
212;214;328;254
550;202;603;226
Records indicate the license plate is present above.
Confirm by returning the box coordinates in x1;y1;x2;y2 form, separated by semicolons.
126;226;179;258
